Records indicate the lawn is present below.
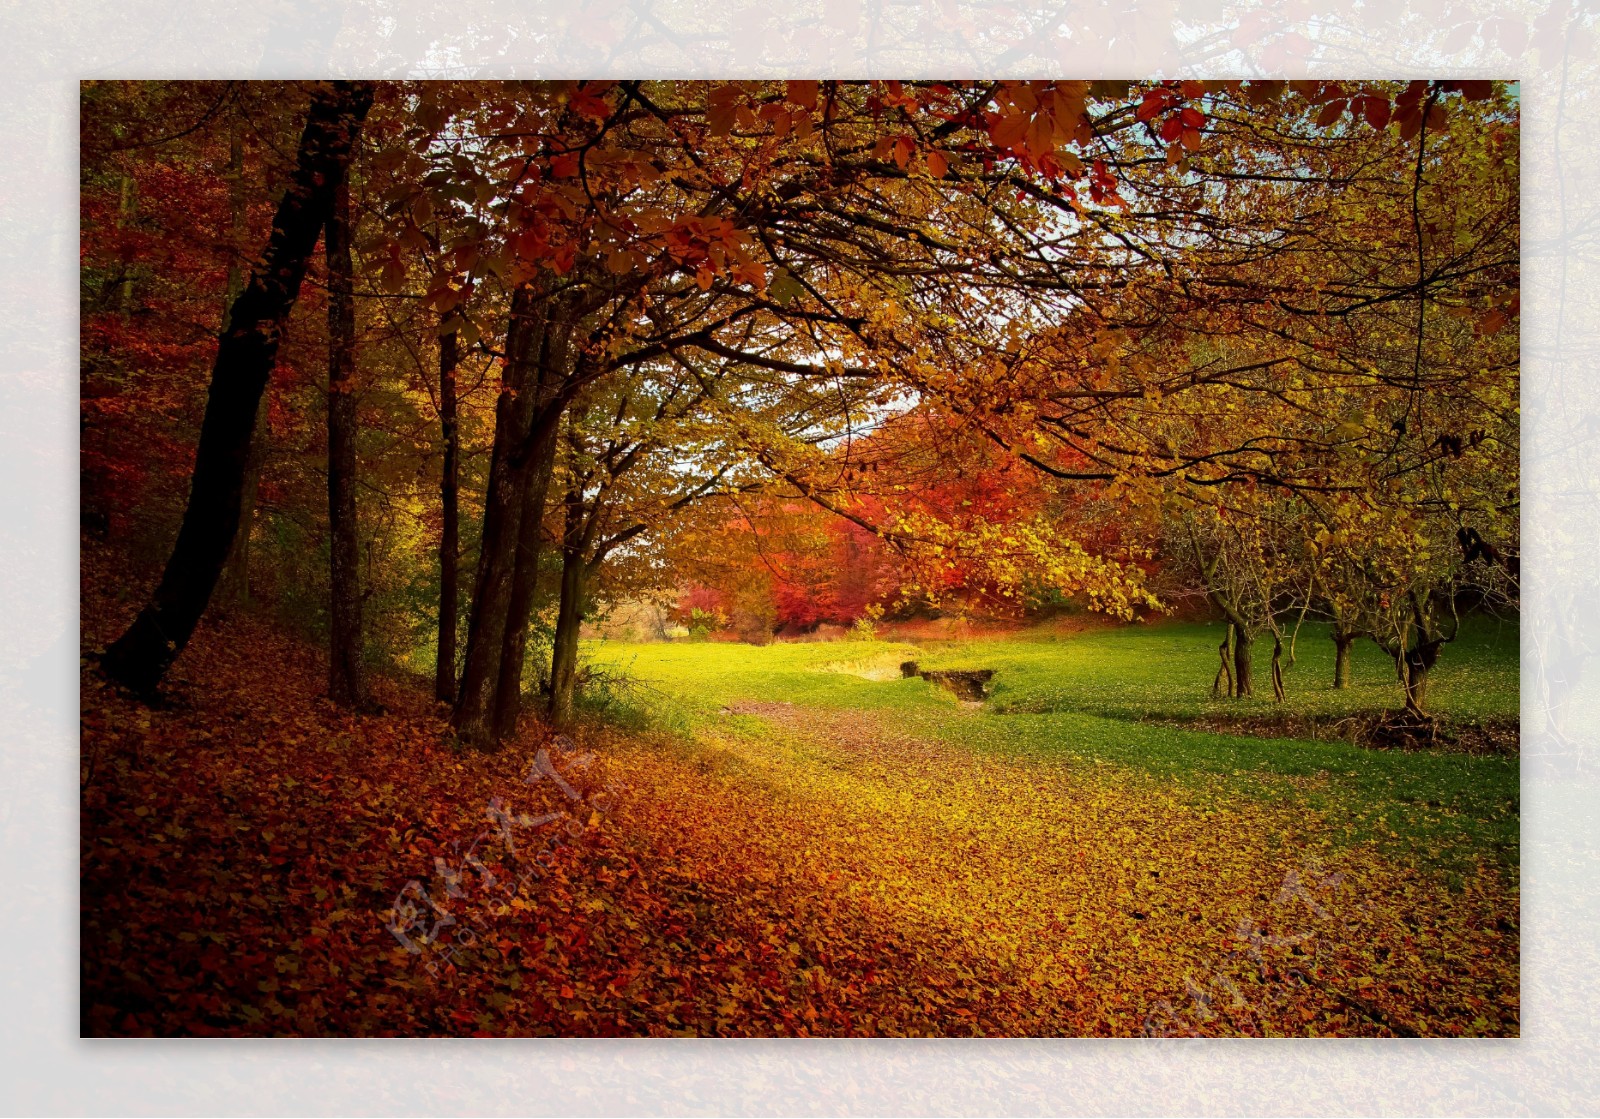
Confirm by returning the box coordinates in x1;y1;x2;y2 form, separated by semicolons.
586;618;1520;869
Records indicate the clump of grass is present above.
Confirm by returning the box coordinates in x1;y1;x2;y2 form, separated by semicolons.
572;659;694;736
814;648;915;682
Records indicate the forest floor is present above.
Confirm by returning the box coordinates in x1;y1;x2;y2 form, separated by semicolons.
81;568;1520;1036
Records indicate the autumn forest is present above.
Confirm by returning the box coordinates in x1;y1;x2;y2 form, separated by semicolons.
80;79;1520;1037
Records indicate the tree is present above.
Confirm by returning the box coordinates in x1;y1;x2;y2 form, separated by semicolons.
543;361;738;726
101;80;376;694
434;325;460;702
451;283;554;747
88;77;1512;726
217;104;264;610
325;173;364;707
945;80;1518;712
490;287;586;741
360;80;1203;734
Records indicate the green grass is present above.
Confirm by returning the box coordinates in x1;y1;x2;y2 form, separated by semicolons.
923;618;1520;725
584;619;1520;870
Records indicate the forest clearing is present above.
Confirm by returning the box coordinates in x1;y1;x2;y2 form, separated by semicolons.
80;79;1519;1037
82;553;1519;1035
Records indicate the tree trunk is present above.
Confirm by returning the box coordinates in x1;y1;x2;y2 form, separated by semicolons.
222;122;247;317
435;328;459;703
1403;661;1430;714
490;295;581;741
1212;628;1233;698
116;174;136;318
101;81;375;695
217;124;259;610
1401;638;1442;715
548;528;587;730
490;410;561;741
453;285;545;748
326;176;364;708
217;398;265;609
1232;624;1253;697
1333;631;1355;689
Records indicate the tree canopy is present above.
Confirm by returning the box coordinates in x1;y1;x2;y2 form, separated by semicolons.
81;78;1518;734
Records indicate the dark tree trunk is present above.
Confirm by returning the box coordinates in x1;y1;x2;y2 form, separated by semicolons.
225;126;246;308
116;175;135;318
490;410;561;741
1232;624;1253;697
1401;638;1442;715
1212;628;1233;698
1333;631;1355;689
326;177;363;708
548;529;587;730
101;81;375;695
453;286;545;749
216;397;265;609
434;328;459;703
1403;661;1431;713
490;296;581;741
218;126;259;611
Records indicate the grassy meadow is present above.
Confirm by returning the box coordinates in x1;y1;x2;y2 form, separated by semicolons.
559;617;1522;1036
585;619;1519;871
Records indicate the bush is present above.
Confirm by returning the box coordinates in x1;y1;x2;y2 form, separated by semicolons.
684;606;721;642
572;660;690;734
850;603;884;640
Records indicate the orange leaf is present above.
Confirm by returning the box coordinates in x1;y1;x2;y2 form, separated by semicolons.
708;86;740;137
787;80;819;110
